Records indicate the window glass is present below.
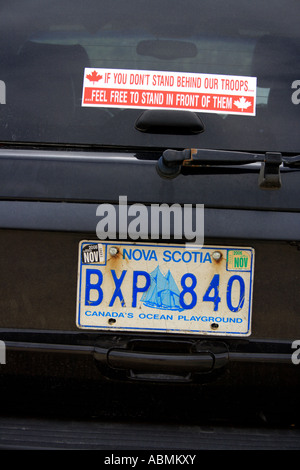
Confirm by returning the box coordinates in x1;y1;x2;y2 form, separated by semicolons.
0;0;300;152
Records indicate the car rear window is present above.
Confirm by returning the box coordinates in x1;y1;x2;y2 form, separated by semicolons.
0;0;300;152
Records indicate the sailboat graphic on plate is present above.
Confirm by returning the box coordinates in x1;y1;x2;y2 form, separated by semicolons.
141;266;184;311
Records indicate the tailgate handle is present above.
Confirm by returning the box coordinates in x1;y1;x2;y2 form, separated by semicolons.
107;349;214;373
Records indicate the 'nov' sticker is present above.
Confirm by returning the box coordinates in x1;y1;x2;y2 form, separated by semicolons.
82;68;257;116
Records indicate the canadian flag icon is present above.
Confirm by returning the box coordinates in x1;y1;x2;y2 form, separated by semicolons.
86;70;102;84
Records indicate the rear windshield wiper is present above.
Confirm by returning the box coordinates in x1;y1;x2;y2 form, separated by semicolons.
156;148;300;189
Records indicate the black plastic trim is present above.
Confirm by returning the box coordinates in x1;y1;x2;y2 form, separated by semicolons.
3;332;294;365
0;201;299;240
0;148;299;211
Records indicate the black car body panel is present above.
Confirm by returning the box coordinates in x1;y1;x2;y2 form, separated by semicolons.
0;148;298;388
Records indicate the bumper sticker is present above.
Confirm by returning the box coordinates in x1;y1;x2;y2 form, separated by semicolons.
82;68;257;115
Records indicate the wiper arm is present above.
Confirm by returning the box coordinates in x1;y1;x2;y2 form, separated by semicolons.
156;148;300;189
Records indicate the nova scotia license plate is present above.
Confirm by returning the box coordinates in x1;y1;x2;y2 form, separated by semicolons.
76;241;254;336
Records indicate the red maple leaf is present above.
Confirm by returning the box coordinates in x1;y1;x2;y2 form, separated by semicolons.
86;70;102;83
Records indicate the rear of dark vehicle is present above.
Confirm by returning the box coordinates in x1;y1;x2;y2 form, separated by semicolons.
0;0;299;444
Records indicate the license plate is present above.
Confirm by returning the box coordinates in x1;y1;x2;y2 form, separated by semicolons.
76;241;254;336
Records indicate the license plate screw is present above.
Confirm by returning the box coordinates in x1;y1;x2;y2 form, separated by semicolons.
109;246;118;256
212;250;222;261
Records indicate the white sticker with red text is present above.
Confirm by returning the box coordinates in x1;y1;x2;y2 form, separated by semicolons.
82;68;257;116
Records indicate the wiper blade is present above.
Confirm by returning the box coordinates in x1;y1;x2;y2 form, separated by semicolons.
156;148;300;189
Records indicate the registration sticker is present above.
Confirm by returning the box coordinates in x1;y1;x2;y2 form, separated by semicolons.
82;68;257;115
76;241;254;336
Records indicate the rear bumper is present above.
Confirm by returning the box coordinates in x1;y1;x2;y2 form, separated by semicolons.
1;331;300;446
1;416;300;450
